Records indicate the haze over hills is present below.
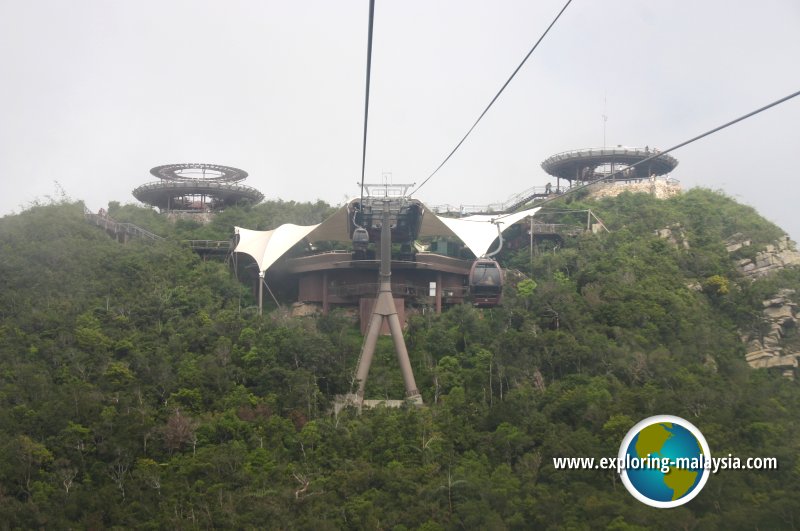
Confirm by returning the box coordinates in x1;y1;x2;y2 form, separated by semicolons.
0;189;798;528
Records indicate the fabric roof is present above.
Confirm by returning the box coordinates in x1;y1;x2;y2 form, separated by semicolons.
419;206;540;258
235;203;540;273
306;204;351;242
235;224;318;274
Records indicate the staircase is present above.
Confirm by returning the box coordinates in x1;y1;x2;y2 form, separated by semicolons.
84;209;164;243
85;208;232;258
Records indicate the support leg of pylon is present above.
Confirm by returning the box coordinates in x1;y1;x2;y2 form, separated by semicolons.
355;311;384;401
387;312;422;404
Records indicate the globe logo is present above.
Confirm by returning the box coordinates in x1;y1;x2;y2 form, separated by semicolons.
618;415;711;508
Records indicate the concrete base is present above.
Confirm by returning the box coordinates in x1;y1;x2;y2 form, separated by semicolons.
332;393;424;415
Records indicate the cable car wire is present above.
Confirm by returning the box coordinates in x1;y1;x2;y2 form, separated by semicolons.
495;87;800;219
358;0;376;222
409;0;574;197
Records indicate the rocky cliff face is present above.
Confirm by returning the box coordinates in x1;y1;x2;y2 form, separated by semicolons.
588;178;682;200
733;235;800;278
725;236;800;377
744;289;798;378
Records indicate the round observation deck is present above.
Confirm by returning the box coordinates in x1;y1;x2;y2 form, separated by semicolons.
541;147;678;183
133;163;264;211
149;163;249;183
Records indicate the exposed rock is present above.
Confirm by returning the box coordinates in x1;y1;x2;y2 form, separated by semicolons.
735;235;800;279
742;290;798;377
746;339;764;353
764;305;795;320
686;281;702;292
655;223;690;250
763;334;783;348
725;233;752;253
589;178;682;200
747;354;799;370
290;302;322;317
746;349;776;363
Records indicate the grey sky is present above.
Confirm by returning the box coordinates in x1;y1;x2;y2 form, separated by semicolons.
1;1;799;239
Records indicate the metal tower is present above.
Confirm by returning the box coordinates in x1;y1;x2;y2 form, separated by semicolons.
350;191;423;407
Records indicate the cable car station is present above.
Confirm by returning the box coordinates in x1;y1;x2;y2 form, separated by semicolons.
234;183;541;327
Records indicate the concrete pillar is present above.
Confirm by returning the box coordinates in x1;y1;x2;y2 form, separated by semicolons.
322;271;329;315
435;272;442;314
258;271;264;316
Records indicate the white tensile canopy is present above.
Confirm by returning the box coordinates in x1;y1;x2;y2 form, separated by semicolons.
417;206;540;260
235;204;540;274
234;225;319;274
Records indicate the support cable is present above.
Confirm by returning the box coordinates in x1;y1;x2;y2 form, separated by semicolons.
358;0;376;227
410;0;573;197
498;88;800;218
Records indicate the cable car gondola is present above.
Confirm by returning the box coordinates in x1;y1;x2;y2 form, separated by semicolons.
469;258;504;307
351;226;369;260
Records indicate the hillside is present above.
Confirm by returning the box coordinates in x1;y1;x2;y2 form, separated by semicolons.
0;190;798;529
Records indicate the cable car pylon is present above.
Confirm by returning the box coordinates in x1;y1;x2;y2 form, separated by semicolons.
350;198;423;408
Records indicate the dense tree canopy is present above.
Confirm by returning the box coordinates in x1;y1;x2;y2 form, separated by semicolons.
0;190;797;529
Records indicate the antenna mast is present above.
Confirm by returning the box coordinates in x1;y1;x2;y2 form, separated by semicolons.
602;94;608;148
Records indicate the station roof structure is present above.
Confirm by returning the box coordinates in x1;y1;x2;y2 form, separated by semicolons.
235;203;540;274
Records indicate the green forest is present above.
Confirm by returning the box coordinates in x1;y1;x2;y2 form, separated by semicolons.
0;189;798;529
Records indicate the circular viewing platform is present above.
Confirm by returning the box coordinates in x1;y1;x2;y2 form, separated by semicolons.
149;163;249;183
541;147;678;183
132;163;264;211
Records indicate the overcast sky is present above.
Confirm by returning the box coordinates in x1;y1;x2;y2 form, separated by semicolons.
1;1;799;238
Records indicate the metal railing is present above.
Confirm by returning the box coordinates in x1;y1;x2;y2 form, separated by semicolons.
84;210;164;241
542;146;670;161
328;282;468;299
132;180;263;194
184;240;232;250
530;222;564;234
430;185;562;216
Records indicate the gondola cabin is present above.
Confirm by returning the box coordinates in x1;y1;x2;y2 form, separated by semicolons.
351;226;369;260
469;258;504;307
